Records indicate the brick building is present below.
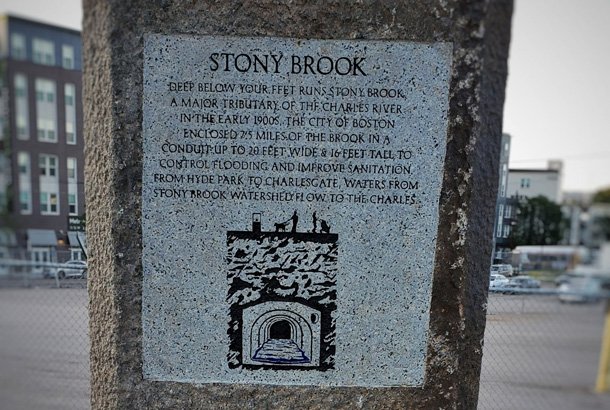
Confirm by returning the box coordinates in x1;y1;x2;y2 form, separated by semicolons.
0;15;84;266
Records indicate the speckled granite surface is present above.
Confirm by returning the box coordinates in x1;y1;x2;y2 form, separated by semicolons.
141;35;450;387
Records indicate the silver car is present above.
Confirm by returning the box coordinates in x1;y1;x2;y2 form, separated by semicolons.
558;277;601;303
55;260;87;279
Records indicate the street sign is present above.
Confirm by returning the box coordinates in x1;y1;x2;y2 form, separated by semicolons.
68;215;86;232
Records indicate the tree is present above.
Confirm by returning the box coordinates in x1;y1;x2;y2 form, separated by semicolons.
508;196;566;247
592;187;610;204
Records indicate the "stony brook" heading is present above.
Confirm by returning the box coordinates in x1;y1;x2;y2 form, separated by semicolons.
209;52;367;76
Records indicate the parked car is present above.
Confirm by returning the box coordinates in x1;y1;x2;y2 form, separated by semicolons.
55;260;87;279
489;273;509;290
554;273;574;286
41;266;56;279
505;276;541;289
558;277;601;303
491;264;514;277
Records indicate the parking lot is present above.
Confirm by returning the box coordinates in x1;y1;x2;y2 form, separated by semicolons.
0;283;89;410
479;293;610;409
0;282;609;409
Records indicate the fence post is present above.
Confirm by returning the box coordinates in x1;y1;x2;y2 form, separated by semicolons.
595;300;610;393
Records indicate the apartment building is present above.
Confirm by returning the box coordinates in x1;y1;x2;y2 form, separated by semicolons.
0;15;84;264
506;160;563;203
492;133;517;261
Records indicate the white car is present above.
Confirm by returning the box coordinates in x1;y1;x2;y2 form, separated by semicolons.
490;273;509;289
491;264;514;277
558;277;601;303
506;276;541;289
55;260;87;279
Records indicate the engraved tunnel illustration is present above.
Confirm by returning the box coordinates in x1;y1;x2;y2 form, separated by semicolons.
270;320;291;339
227;226;338;370
242;302;321;367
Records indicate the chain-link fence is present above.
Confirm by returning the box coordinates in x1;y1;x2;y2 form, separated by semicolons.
479;286;610;410
2;252;610;409
0;251;89;410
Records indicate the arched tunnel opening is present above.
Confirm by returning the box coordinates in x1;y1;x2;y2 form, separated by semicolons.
269;320;292;340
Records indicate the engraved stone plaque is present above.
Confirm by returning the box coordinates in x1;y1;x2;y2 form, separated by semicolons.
142;35;452;387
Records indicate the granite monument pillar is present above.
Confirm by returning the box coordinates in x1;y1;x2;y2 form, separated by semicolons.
83;1;512;408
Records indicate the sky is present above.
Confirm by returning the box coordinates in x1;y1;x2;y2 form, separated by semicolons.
2;0;609;193
504;0;610;193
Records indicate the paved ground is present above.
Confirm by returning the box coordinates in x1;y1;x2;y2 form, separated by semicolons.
479;293;610;410
0;284;89;410
0;282;609;409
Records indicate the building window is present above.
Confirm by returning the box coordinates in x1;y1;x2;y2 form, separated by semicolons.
35;79;57;142
31;248;51;264
32;38;55;65
18;152;30;175
67;157;77;180
11;33;27;60
40;192;59;214
62;45;75;69
15;76;27;98
39;192;48;213
496;204;504;238
18;152;32;214
14;74;30;139
68;194;77;215
20;191;31;213
66;122;75;144
500;164;508;197
67;158;78;215
37;119;56;142
503;225;511;238
65;84;77;144
71;248;83;261
39;154;59;215
39;154;58;177
520;178;531;188
504;205;512;218
64;83;75;106
50;193;58;213
35;83;55;103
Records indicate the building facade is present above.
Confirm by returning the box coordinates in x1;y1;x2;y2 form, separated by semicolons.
506;160;563;203
582;203;610;250
0;15;84;264
492;134;517;261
